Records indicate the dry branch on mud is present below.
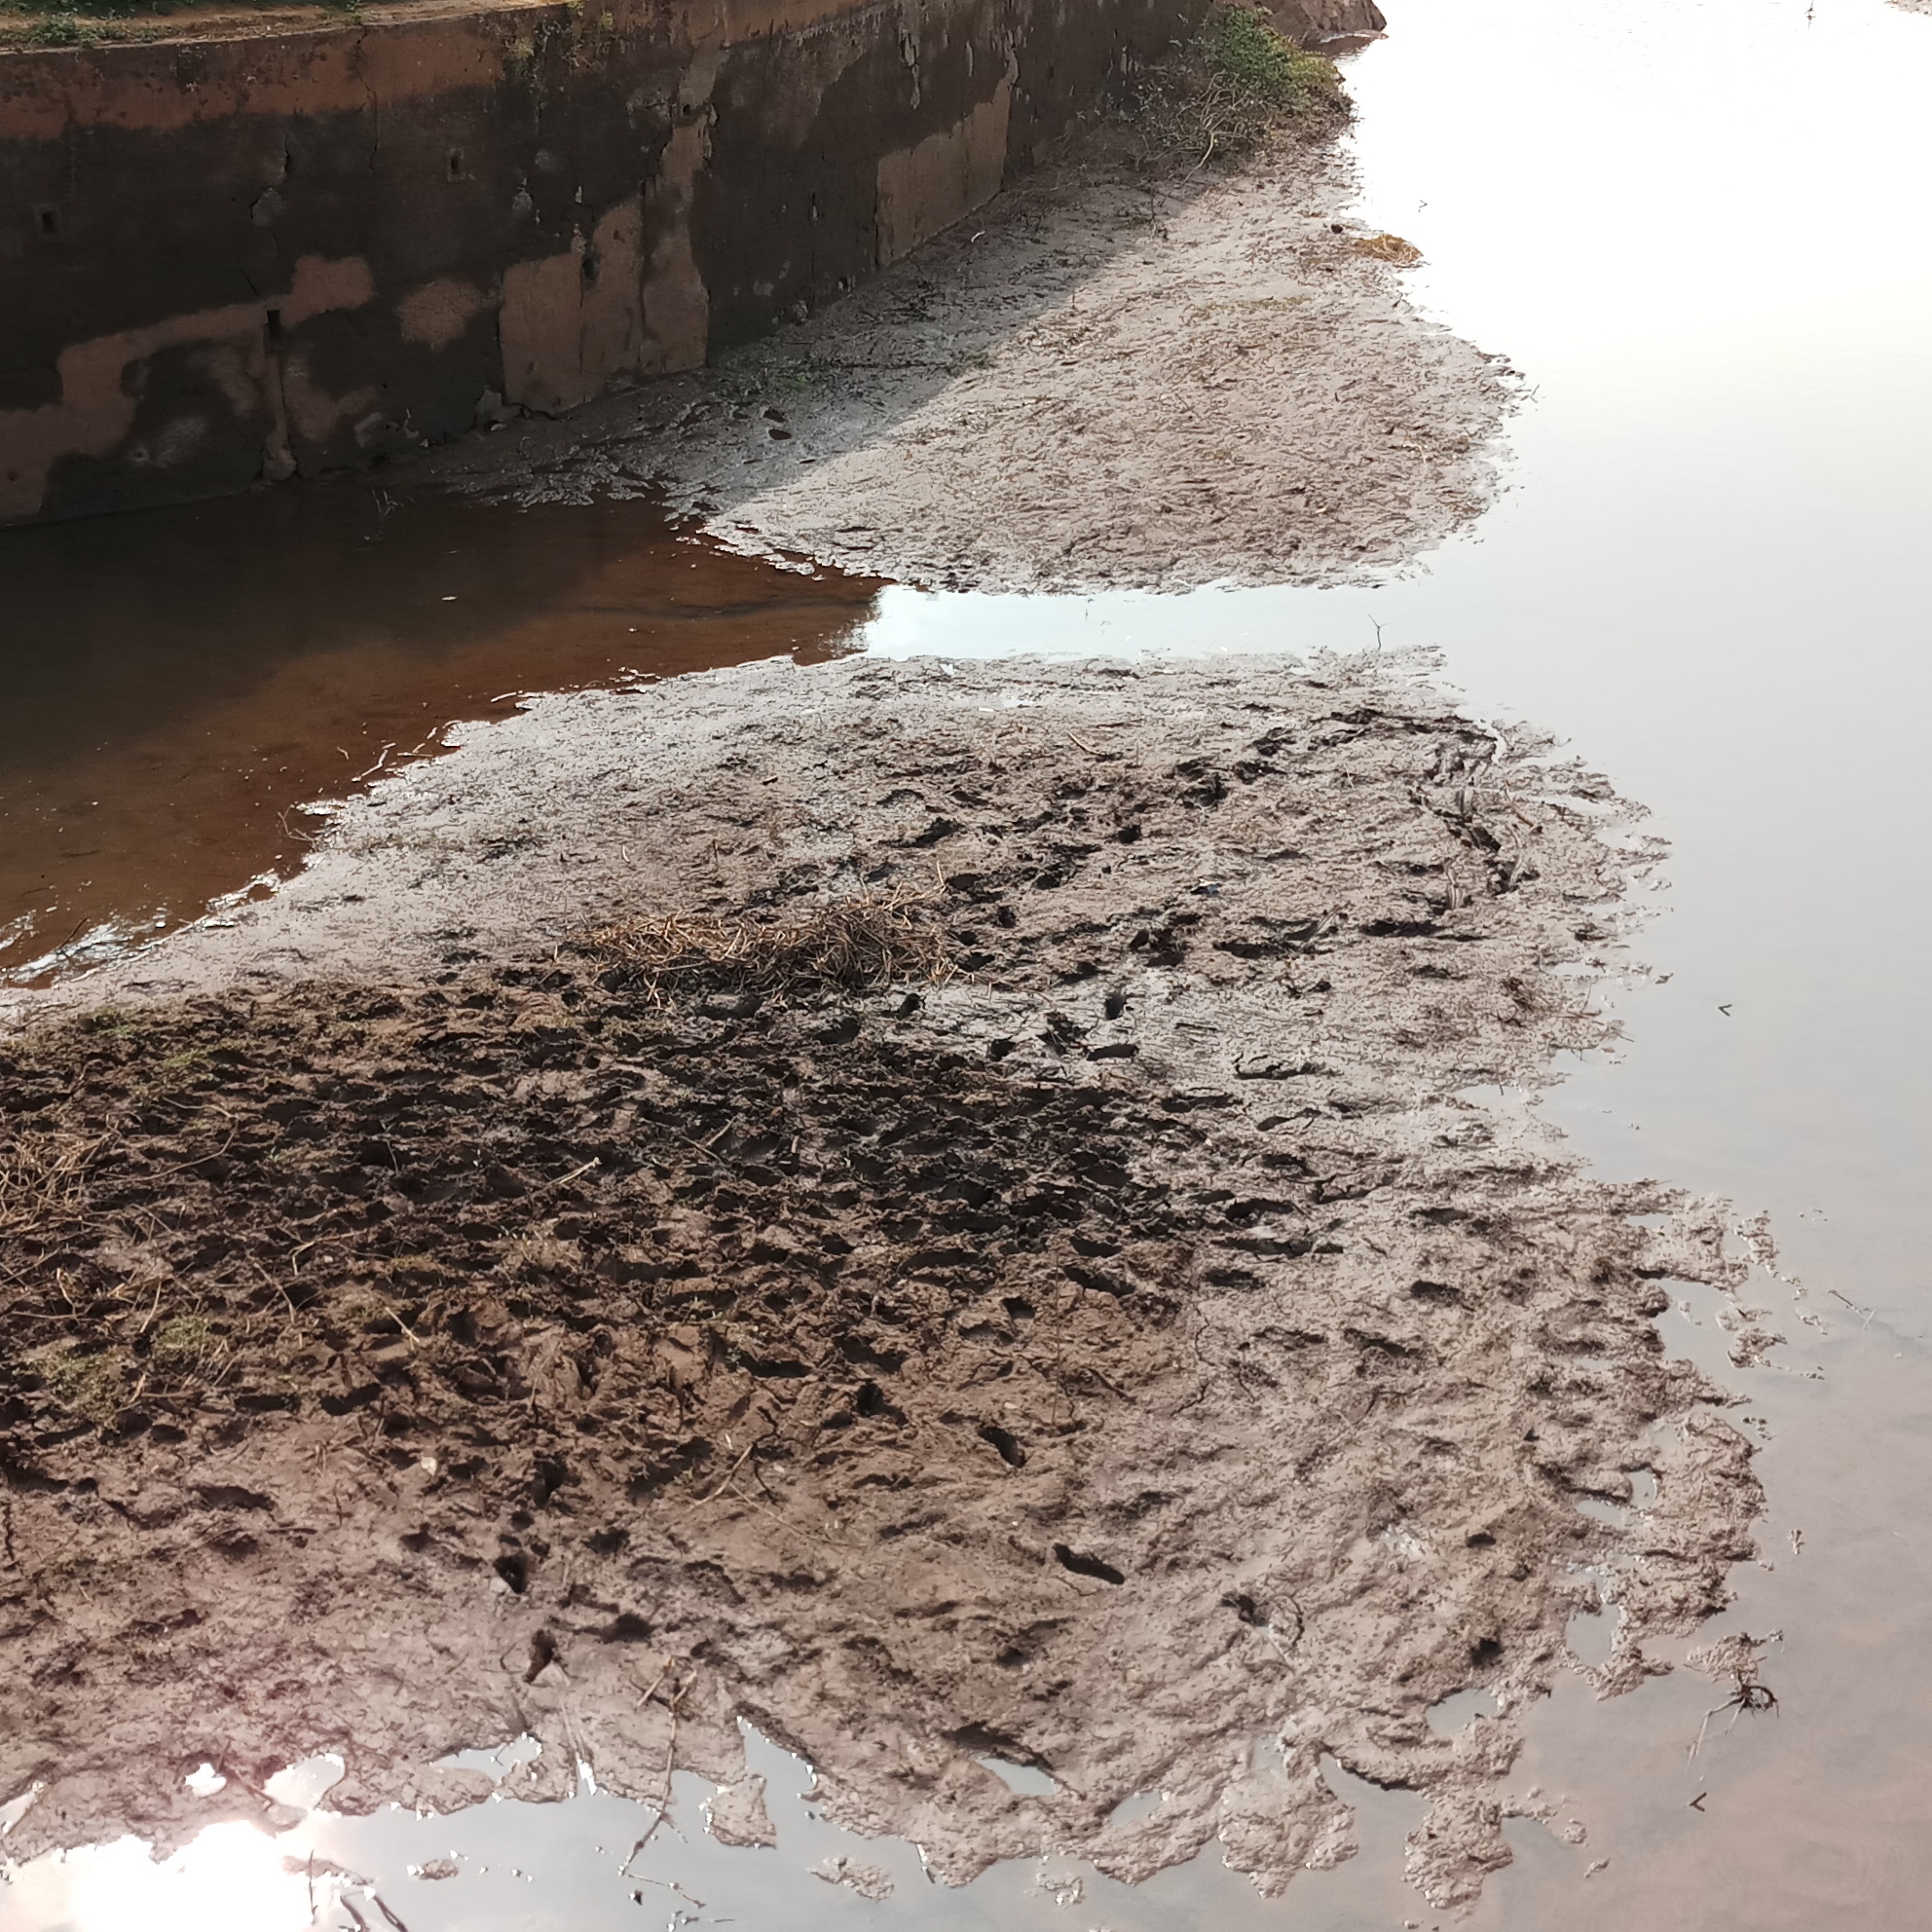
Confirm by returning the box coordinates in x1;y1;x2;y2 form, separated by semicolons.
0;657;1767;1910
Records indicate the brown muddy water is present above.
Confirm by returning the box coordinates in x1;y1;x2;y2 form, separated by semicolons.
7;0;1932;1922
0;489;877;984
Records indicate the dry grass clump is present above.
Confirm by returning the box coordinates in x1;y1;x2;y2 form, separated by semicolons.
581;890;952;1002
0;1123;113;1243
1133;5;1348;167
1352;232;1423;265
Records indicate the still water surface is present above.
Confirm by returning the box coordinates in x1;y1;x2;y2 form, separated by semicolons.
0;491;873;983
6;0;1932;1922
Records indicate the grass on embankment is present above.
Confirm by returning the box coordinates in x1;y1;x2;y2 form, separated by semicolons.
1133;5;1349;165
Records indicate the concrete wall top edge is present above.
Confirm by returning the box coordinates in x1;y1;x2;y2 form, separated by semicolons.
0;0;903;137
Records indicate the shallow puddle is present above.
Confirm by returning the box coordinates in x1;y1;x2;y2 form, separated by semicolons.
0;1728;1439;1932
0;487;877;983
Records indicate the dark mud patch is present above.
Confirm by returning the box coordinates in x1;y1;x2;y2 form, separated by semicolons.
0;657;1765;1907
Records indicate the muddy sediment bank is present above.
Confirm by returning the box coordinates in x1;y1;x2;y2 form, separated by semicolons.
0;656;1766;1907
442;132;1513;591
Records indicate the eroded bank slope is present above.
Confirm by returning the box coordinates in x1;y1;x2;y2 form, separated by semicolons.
1;657;1761;1908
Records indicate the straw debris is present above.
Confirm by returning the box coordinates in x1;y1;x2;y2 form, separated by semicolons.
1352;232;1423;265
581;889;951;1002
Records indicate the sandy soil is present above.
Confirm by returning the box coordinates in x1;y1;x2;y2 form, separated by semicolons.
433;133;1514;594
0;656;1768;1909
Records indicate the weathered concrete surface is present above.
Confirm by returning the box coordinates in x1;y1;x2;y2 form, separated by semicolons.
0;0;1381;527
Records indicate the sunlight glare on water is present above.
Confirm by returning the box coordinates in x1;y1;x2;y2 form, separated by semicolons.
0;1822;324;1932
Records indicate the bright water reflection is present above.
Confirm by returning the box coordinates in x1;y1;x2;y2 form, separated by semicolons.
0;1726;1433;1932
867;0;1932;1328
861;0;1932;1920
0;1821;327;1932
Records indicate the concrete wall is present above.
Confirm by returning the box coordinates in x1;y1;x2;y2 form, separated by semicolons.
0;0;1370;525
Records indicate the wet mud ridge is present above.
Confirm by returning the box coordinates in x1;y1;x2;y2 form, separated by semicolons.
0;657;1765;1906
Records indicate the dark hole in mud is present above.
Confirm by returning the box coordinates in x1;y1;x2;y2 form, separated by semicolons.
196;1483;273;1512
979;1423;1028;1467
1064;1263;1132;1297
1054;1543;1127;1585
1409;1279;1463;1305
602;1611;653;1643
1470;1635;1504;1667
1224;1590;1264;1624
837;1335;907;1372
494;1551;530;1595
523;1628;559;1682
854;1378;901;1419
947;1721;1049;1771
